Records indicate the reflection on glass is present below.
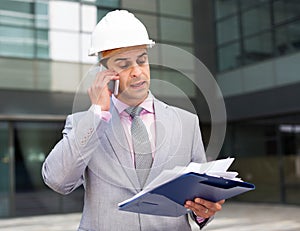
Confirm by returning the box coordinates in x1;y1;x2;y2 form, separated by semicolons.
217;16;239;45
35;1;49;29
242;5;271;36
244;32;273;65
275;21;300;56
36;30;49;59
0;25;34;58
0;0;34;27
218;42;240;71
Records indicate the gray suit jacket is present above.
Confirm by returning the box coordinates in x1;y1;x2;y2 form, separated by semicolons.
42;97;206;231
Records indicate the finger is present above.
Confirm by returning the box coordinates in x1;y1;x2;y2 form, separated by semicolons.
184;200;212;218
218;199;225;205
94;71;116;86
194;198;223;212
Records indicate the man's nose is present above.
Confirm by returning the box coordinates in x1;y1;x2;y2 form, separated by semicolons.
130;64;142;77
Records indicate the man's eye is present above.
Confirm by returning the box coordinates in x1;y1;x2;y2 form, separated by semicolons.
137;56;148;65
118;62;130;69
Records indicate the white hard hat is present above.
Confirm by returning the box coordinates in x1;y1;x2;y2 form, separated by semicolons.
88;10;155;56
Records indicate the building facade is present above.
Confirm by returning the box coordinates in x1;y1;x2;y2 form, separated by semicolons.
214;0;300;205
0;0;299;218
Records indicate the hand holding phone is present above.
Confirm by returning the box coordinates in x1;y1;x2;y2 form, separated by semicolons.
88;64;119;111
98;65;119;96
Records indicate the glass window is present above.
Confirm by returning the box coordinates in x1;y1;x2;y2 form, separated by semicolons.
49;31;80;62
0;57;35;90
218;42;241;71
81;33;97;63
160;17;193;44
36;30;49;59
0;0;34;27
35;60;51;90
0;0;32;13
228;123;281;202
81;4;97;32
215;0;237;19
244;32;273;65
240;0;269;10
159;0;192;18
221;115;300;204
0;25;34;58
280;124;300;204
242;5;271;36
174;44;194;55
49;1;80;32
217;16;239;45
97;0;120;8
273;0;300;24
121;0;156;12
35;1;49;29
275;20;300;55
150;69;196;98
97;8;110;22
135;13;158;41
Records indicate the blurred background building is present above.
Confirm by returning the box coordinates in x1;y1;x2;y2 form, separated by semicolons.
0;0;299;218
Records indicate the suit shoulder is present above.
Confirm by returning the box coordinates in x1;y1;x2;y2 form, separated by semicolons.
154;98;198;119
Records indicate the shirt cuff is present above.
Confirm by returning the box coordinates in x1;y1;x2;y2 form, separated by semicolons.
89;104;112;122
196;216;206;223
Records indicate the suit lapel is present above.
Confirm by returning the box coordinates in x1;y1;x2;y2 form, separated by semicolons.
144;99;173;185
104;98;175;190
104;104;140;191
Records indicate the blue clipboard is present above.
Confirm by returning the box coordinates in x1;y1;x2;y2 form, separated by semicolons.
118;173;255;217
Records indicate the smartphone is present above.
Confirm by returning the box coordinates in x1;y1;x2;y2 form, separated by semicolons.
98;64;119;95
108;79;119;95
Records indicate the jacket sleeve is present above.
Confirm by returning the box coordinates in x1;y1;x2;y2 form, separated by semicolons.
191;114;207;163
41;109;107;195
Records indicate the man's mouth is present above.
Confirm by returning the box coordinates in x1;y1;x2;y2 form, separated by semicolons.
130;81;146;88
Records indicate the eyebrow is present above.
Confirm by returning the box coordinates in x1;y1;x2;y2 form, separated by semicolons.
113;52;148;63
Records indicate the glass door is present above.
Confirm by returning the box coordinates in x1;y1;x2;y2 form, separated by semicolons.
0;122;11;217
13;121;84;216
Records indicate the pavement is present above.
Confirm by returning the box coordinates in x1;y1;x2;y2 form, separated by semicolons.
0;202;300;231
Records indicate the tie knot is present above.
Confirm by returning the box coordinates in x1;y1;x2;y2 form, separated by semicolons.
125;106;143;118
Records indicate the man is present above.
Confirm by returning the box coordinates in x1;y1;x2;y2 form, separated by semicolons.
42;10;224;231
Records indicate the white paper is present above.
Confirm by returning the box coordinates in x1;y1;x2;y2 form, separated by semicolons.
118;158;238;206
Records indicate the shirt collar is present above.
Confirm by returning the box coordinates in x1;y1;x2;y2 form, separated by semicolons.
112;92;154;114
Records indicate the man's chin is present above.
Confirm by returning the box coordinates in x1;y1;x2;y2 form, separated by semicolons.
117;89;149;105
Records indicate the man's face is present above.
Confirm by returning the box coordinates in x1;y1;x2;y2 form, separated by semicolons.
106;47;150;106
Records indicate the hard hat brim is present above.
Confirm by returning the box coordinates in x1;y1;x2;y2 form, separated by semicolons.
89;40;155;57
